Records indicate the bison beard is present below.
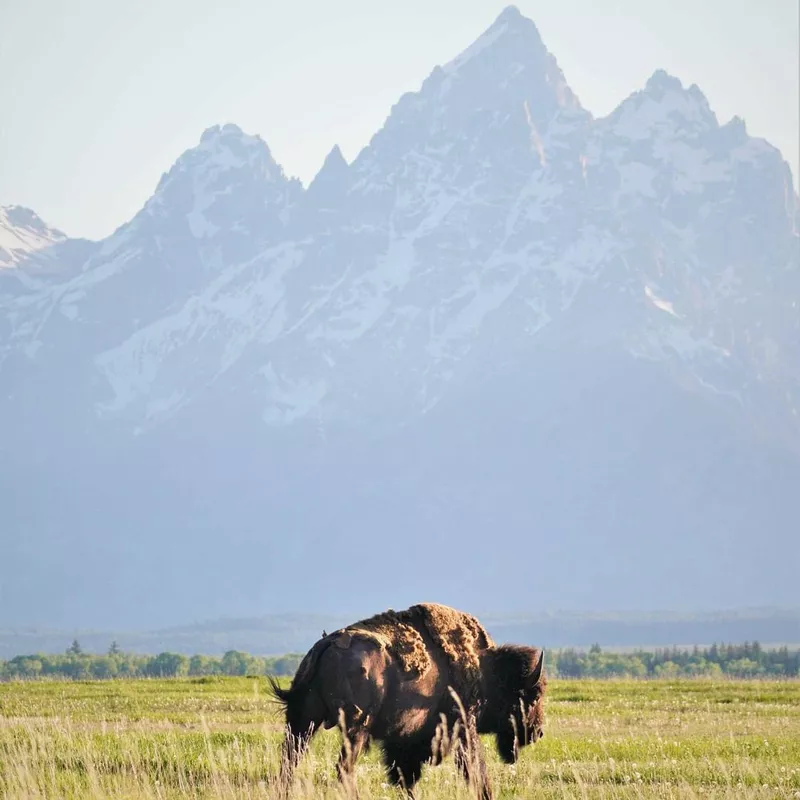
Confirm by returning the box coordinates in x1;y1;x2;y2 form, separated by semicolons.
268;602;546;799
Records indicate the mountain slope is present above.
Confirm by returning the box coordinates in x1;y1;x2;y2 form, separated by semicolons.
1;7;798;628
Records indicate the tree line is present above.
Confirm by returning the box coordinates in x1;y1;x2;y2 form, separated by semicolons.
553;642;800;678
0;640;304;680
1;640;797;681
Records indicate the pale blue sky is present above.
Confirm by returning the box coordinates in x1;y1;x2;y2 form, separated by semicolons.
1;0;797;240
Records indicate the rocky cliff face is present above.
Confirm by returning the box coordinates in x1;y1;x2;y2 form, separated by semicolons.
2;7;798;628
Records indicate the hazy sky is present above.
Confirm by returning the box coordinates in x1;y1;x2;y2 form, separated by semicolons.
1;0;797;240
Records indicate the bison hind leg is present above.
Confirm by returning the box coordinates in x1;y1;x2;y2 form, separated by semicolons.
275;723;314;798
275;695;326;793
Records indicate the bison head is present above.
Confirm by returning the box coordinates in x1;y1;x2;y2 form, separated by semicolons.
486;645;546;764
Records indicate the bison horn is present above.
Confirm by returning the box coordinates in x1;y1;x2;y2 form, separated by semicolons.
528;649;544;686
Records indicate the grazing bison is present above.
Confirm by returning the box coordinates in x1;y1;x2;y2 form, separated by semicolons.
268;602;546;799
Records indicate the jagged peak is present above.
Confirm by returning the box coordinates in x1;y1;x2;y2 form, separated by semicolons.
641;70;713;113
606;69;718;138
306;145;350;207
496;4;523;21
725;115;747;134
366;4;581;143
189;123;275;168
350;6;585;180
150;123;286;200
645;68;684;94
194;123;278;161
309;145;348;186
320;144;347;170
128;122;301;240
442;4;545;76
200;122;245;143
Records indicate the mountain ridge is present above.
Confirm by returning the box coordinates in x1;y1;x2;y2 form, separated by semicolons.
3;606;799;660
1;7;798;629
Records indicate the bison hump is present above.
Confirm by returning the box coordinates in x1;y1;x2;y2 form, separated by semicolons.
413;602;495;673
342;602;495;683
342;622;430;678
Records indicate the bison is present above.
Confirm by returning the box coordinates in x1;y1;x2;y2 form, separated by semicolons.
268;602;546;799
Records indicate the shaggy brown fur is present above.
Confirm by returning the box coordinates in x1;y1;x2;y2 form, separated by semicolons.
342;601;495;676
269;602;545;800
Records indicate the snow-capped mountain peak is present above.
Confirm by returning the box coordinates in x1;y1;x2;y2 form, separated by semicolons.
0;205;67;268
609;69;718;143
441;4;544;74
142;123;298;235
433;4;581;117
191;123;282;182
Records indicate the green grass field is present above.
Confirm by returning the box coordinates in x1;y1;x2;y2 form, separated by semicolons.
1;677;798;798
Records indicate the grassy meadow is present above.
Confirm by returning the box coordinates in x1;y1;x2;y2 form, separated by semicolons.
1;676;799;799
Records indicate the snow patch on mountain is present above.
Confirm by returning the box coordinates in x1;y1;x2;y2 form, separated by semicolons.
94;243;303;421
261;364;328;426
645;285;680;318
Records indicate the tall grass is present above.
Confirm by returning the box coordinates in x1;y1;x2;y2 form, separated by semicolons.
1;677;798;798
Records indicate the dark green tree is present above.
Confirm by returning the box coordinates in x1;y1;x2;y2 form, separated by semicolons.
147;652;189;678
221;650;250;676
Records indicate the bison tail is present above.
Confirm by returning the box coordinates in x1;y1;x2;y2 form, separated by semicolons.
267;674;293;706
267;634;336;708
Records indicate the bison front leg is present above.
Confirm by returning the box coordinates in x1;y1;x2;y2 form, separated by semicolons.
453;714;494;800
382;740;428;799
336;729;369;790
335;707;371;794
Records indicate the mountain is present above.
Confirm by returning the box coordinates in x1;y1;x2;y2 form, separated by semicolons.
1;6;798;629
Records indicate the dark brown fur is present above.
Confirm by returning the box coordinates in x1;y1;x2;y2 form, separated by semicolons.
268;602;546;799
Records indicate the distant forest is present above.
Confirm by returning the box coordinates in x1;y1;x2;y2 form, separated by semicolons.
4;609;798;660
2;641;798;681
